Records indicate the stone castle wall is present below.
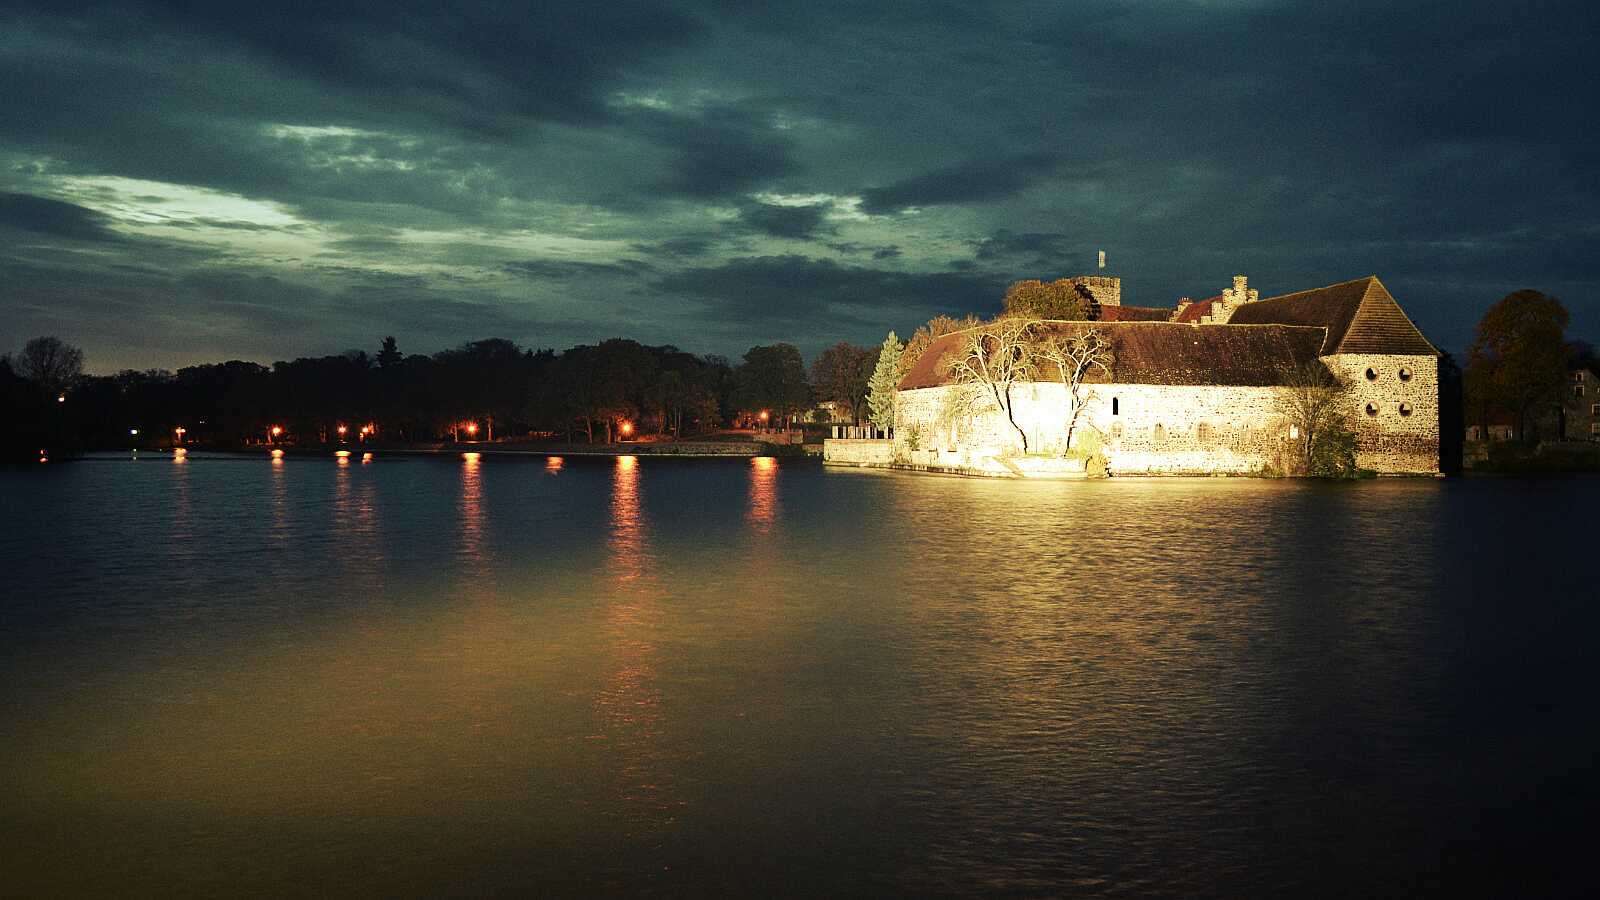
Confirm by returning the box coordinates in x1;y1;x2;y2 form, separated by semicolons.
898;382;1297;475
897;354;1441;475
1324;353;1440;474
1068;275;1121;308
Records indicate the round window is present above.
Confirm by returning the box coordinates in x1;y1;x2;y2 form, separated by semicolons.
1399;402;1413;417
1365;368;1378;381
1398;367;1413;382
1365;403;1379;416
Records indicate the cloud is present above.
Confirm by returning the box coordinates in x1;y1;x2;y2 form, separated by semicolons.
860;153;1061;214
735;200;832;239
650;253;1003;351
0;192;122;241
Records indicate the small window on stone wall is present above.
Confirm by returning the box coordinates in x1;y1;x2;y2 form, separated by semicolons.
1153;423;1166;443
1289;424;1300;439
1399;402;1413;417
1365;367;1378;381
1111;422;1124;440
1365;403;1379;416
1398;367;1413;381
1112;397;1119;416
1196;422;1213;445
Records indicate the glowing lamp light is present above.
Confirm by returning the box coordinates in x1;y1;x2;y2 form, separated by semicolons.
57;394;66;403
337;425;348;436
270;425;283;436
547;455;564;471
758;410;769;423
466;422;479;436
361;452;373;463
619;421;634;437
130;428;139;436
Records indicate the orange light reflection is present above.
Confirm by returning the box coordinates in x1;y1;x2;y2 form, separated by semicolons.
748;456;778;532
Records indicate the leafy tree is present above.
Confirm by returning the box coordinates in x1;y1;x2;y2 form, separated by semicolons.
809;341;875;424
1465;290;1569;440
1002;279;1089;320
867;331;903;433
16;336;85;396
737;343;811;426
1275;360;1357;477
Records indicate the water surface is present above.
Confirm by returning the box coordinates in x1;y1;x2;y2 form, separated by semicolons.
2;454;1594;896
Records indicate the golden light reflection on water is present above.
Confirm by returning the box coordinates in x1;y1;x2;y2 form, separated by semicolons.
596;454;679;841
458;452;486;564
546;455;564;471
747;456;778;533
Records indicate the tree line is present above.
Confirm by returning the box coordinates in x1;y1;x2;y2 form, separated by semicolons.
2;334;895;459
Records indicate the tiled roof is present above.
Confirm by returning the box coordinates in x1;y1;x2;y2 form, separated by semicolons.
899;321;1327;390
1097;305;1174;322
1172;295;1221;323
1228;276;1436;356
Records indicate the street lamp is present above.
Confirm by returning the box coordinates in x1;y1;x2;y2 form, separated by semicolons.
337;424;348;442
269;425;283;445
619;420;634;440
174;426;186;444
466;422;479;439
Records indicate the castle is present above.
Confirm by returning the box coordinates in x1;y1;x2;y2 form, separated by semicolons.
891;273;1441;475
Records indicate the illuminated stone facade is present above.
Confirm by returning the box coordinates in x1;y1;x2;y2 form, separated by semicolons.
882;275;1442;476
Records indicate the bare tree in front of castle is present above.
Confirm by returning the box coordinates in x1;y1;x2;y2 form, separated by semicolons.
1275;360;1357;477
1035;327;1113;453
943;317;1039;454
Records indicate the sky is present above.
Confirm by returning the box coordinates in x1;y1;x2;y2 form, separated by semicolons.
2;0;1595;373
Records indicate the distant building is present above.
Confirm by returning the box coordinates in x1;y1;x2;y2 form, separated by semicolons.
894;274;1441;475
1562;367;1600;441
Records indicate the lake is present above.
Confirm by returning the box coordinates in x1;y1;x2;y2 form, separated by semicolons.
1;453;1594;897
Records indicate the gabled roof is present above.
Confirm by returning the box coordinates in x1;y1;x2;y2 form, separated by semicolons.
1227;275;1437;356
1097;305;1173;322
899;321;1327;390
1173;294;1222;324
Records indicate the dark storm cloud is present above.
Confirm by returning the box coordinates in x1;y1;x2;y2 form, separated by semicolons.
0;192;121;241
859;153;1061;214
652;254;1002;349
625;106;801;201
1;0;1596;368
6;0;704;135
735;201;832;239
973;230;1076;264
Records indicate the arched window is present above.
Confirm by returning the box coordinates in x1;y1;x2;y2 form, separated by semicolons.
1111;422;1124;440
1112;397;1119;416
1153;423;1166;444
